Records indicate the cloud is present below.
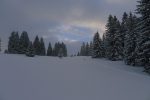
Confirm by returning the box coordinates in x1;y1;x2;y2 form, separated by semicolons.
0;0;137;54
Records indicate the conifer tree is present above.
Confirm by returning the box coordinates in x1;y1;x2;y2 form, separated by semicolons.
113;17;124;60
26;41;35;57
8;32;15;53
105;15;123;60
85;42;90;56
47;43;52;56
19;31;30;54
33;36;41;55
89;41;93;56
135;0;150;69
53;42;59;56
102;33;106;57
105;15;114;59
8;31;20;54
121;12;128;48
14;32;20;53
124;13;138;65
40;37;46;56
62;42;67;57
64;45;67;57
92;32;103;58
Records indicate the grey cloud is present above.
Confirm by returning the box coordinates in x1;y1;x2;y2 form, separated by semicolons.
0;0;137;54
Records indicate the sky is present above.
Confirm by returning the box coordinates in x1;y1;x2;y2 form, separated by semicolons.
0;0;137;55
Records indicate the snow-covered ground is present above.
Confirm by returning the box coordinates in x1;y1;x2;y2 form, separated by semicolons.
0;54;150;100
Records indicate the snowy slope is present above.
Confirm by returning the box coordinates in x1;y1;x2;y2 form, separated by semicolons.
0;54;150;100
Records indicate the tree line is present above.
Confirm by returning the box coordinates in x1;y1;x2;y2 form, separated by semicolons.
77;42;93;56
78;0;150;73
6;31;67;57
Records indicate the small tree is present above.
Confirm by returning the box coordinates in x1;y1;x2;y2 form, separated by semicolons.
19;31;30;54
92;32;103;58
47;43;52;56
85;43;90;56
8;32;16;53
33;36;41;55
89;41;93;56
40;37;46;56
26;42;35;57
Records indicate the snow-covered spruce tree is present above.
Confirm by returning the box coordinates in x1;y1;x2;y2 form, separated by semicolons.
105;15;114;60
102;33;106;57
135;0;150;71
61;42;67;57
124;13;138;65
89;41;93;56
14;32;20;53
52;43;58;56
8;31;20;54
64;44;67;57
120;12;129;59
105;15;123;60
83;42;86;56
85;42;90;56
114;17;124;60
92;32;103;58
121;12;128;49
33;36;41;55
40;37;46;56
26;42;35;57
47;43;52;56
54;42;60;56
19;31;30;54
8;32;15;53
79;42;90;56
